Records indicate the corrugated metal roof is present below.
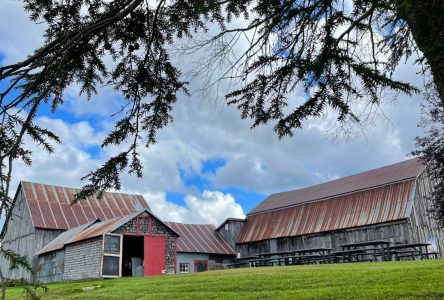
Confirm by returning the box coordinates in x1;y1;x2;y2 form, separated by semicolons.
166;222;236;255
237;180;415;243
21;181;150;230
36;210;180;256
249;158;425;214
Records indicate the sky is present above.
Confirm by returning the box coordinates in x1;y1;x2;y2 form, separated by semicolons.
0;1;427;227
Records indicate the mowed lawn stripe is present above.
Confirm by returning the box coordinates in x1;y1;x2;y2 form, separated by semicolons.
7;260;444;299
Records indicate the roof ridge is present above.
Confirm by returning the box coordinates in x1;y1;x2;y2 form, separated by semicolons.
268;157;421;198
249;158;425;214
20;180;145;197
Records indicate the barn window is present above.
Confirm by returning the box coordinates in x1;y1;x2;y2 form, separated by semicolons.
224;223;229;230
102;234;122;277
179;263;189;273
194;260;208;272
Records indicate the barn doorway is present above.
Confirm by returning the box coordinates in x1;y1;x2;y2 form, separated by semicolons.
122;236;144;277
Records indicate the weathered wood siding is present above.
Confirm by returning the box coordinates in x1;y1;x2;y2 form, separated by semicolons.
0;189;63;281
237;220;411;257
36;249;65;283
407;169;444;256
216;220;245;250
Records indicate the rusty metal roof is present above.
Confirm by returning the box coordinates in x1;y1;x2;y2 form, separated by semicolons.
249;158;425;215
21;181;150;230
36;210;180;256
166;222;236;255
237;179;416;243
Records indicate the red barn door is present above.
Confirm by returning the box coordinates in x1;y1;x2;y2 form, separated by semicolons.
144;236;166;276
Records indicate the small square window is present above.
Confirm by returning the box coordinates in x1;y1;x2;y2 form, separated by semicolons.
224;223;229;230
179;263;189;273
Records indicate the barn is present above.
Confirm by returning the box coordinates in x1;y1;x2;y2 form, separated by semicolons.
34;210;179;283
166;222;236;274
232;158;444;257
0;181;152;281
0;181;238;283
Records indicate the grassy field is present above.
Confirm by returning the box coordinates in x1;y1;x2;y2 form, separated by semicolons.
6;260;444;299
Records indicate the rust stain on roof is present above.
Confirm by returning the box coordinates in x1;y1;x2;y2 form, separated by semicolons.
21;181;150;230
237;179;416;243
36;210;181;256
249;158;425;215
166;222;236;255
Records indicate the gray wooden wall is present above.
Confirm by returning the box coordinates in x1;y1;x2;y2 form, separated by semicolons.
216;220;245;250
0;189;63;281
407;169;444;253
236;220;412;257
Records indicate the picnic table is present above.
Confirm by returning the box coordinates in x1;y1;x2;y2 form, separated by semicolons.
389;243;432;260
330;249;369;263
340;240;391;261
255;250;295;258
293;247;333;264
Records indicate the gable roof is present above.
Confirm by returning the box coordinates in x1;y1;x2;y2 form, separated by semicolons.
36;210;179;256
20;181;150;230
237;158;426;243
215;218;245;232
166;222;236;255
249;158;425;215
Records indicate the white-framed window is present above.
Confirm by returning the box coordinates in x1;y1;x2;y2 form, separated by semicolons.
179;263;190;273
101;234;122;278
224;223;229;230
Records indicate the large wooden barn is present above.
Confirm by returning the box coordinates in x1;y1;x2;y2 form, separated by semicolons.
0;182;235;283
232;158;444;257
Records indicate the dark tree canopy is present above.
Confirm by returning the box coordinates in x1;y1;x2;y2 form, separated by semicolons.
413;85;444;226
0;0;443;236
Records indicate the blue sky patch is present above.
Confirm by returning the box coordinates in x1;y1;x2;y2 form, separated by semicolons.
221;187;266;213
165;191;186;207
201;157;226;174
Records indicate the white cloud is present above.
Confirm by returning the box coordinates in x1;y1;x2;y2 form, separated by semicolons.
1;2;428;222
139;190;245;226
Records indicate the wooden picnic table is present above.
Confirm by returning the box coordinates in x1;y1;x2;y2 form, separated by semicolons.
293;247;333;263
255;250;295;258
248;257;283;267
389;243;432;260
330;249;369;263
340;240;392;261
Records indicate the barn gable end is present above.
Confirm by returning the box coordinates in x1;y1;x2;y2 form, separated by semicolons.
0;186;63;281
407;167;444;252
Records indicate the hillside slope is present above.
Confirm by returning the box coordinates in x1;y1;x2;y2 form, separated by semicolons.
7;260;444;299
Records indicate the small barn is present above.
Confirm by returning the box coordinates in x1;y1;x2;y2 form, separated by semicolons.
166;222;236;273
0;181;238;283
35;210;179;283
0;181;151;281
234;158;444;257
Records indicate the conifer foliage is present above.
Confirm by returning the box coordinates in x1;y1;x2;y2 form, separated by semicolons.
0;0;443;292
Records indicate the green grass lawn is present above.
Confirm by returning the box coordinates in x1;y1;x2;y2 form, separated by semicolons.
6;260;444;300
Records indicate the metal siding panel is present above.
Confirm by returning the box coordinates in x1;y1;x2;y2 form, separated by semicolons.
27;201;46;228
59;203;80;228
114;194;131;216
48;203;69;229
